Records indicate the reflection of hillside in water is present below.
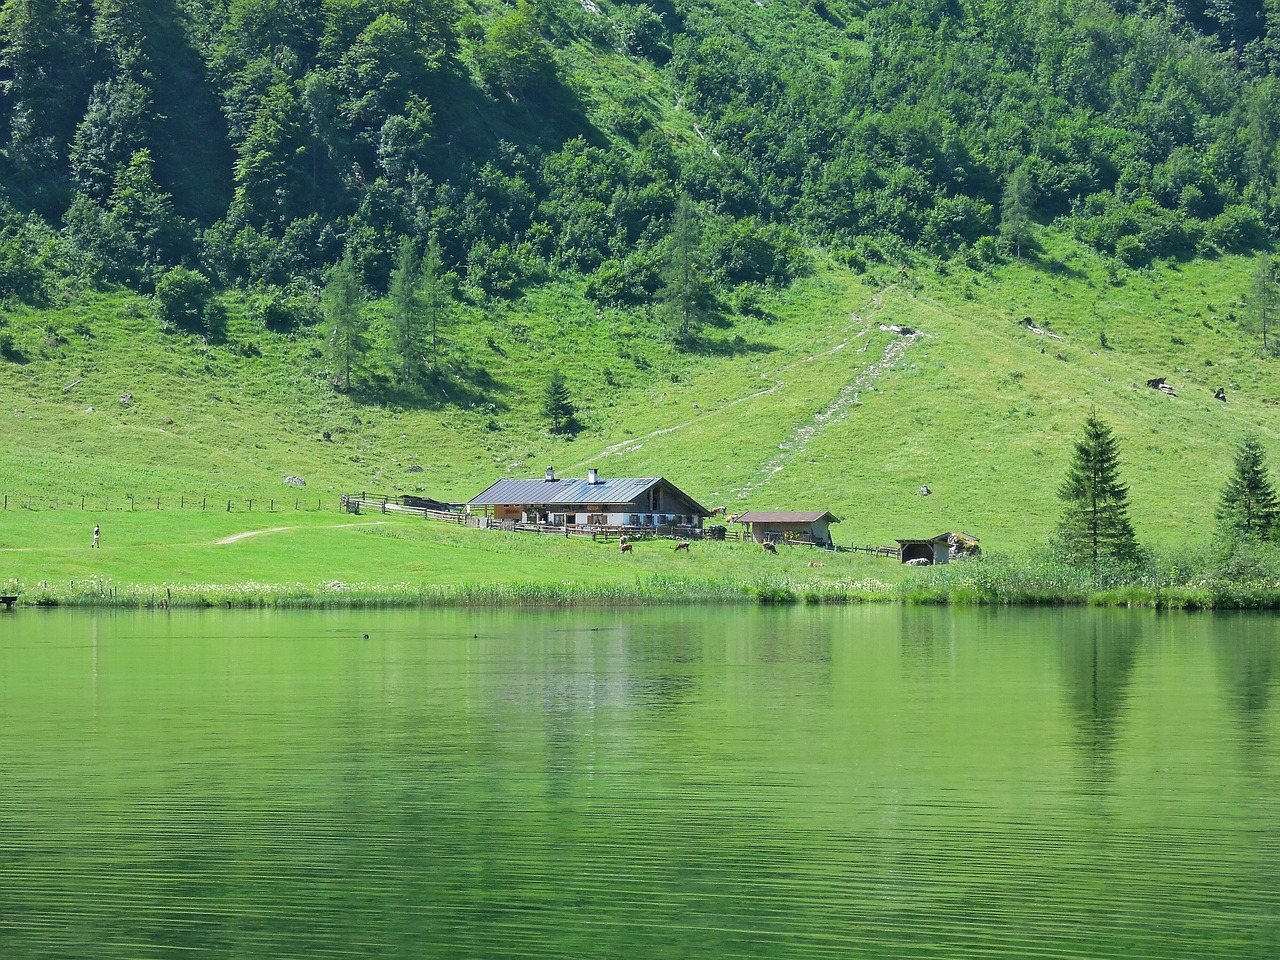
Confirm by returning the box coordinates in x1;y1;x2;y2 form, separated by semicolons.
1211;615;1280;763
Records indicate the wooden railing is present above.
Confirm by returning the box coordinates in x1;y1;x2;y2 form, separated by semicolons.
847;544;900;558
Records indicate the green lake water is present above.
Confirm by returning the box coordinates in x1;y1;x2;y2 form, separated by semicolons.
0;605;1277;959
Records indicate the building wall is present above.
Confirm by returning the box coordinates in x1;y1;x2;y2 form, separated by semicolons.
493;503;702;528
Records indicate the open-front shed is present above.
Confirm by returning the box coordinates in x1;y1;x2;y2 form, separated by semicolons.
734;511;840;548
896;532;981;564
468;467;710;531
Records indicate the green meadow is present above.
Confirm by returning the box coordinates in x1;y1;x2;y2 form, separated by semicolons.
3;238;1280;605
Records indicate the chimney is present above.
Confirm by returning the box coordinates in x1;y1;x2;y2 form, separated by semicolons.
588;468;599;485
545;466;556;482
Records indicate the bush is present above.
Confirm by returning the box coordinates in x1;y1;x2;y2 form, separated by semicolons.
154;266;220;338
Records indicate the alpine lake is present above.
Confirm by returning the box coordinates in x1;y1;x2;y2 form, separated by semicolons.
1;604;1277;959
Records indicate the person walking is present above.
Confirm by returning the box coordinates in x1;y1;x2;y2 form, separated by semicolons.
91;524;100;548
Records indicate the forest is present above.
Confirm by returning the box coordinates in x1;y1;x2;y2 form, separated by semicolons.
1;0;1278;302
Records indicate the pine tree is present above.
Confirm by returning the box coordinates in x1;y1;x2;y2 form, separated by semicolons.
1217;434;1280;542
1056;412;1140;567
543;370;578;435
323;251;366;392
388;236;421;385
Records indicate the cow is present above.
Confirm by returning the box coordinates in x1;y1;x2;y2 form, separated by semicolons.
710;506;727;517
762;542;777;554
674;540;690;552
807;561;825;567
620;542;633;555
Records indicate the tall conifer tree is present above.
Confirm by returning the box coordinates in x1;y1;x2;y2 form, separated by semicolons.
388;236;421;386
323;251;366;392
1056;412;1140;566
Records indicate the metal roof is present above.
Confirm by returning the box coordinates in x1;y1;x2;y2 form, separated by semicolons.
469;476;710;514
735;511;840;524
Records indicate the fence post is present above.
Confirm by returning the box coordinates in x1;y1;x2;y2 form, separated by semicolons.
82;495;85;510
248;499;254;512
129;496;134;511
202;497;206;510
156;497;160;509
227;500;232;512
270;499;274;512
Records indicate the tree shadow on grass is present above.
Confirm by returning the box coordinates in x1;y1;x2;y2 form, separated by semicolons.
350;356;510;412
1025;249;1089;281
682;333;778;358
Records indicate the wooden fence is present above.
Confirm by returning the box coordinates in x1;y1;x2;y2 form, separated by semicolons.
1;493;331;512
341;493;466;523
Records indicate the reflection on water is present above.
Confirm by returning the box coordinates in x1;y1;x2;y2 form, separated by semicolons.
0;606;1278;959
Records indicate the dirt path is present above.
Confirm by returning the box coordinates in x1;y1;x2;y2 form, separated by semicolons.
215;521;385;545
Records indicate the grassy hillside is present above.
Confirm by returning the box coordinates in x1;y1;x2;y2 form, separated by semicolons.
2;239;1276;557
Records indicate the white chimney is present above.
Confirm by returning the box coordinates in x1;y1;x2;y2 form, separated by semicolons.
545;466;556;482
588;468;599;485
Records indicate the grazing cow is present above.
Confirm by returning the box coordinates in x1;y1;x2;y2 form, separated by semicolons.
710;506;727;517
1215;387;1228;402
674;540;690;552
807;561;825;567
620;542;633;554
918;484;931;496
762;542;777;554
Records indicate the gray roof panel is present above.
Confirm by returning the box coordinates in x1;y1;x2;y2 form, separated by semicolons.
470;476;664;507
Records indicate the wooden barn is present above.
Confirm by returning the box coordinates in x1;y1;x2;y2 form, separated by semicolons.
734;510;841;548
468;467;710;531
897;532;981;565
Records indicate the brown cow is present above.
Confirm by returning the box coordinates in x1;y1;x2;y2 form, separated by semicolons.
620;542;633;554
674;540;690;552
762;542;777;554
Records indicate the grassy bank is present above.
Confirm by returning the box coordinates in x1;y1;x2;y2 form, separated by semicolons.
0;507;901;608
898;549;1280;610
3;507;1278;609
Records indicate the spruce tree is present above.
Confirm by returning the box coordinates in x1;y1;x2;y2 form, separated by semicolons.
543;370;578;435
1217;434;1280;542
1056;412;1140;566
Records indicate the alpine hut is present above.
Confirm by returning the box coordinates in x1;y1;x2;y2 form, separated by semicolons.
734;510;841;549
468;467;711;533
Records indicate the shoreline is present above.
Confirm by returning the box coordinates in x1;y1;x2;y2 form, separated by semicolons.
6;573;1280;610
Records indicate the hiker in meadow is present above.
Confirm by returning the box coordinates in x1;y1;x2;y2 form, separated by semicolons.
92;524;100;548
